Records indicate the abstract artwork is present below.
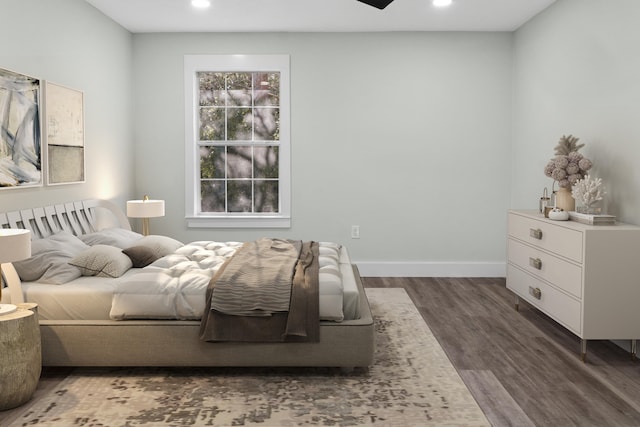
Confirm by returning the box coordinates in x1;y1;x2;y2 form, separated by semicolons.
44;81;84;185
0;67;42;188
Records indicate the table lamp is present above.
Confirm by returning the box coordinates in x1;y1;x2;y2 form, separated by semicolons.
126;195;165;236
0;229;31;316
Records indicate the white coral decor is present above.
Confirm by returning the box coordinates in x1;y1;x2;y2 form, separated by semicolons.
571;175;605;209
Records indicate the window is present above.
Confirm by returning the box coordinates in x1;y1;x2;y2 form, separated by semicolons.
184;55;290;228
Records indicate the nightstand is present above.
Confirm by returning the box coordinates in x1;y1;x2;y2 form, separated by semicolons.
0;303;41;410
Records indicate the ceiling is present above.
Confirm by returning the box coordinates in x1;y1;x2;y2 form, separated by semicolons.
85;0;557;33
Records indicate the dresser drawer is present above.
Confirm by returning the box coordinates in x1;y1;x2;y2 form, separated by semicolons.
508;238;583;299
507;264;582;335
508;213;583;263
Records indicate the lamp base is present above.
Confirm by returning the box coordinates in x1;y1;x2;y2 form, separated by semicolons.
0;303;17;316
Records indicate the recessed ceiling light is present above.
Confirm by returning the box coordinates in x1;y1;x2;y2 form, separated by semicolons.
191;0;211;8
433;0;452;7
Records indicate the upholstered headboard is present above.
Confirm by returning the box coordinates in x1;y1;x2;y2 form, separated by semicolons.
0;199;130;239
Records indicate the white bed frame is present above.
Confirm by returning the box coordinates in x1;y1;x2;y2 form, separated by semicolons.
1;200;375;368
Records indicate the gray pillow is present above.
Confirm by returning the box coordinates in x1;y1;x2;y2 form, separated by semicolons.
122;246;160;268
79;228;143;249
69;245;133;278
13;231;89;284
129;235;184;259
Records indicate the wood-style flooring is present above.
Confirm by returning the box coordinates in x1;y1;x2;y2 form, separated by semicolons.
364;277;640;427
2;278;640;426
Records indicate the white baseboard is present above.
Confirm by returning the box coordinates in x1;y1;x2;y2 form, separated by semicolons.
355;261;506;278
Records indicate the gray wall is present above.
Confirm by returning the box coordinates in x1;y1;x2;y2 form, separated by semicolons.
5;0;637;276
133;32;513;275
511;0;640;225
0;0;134;210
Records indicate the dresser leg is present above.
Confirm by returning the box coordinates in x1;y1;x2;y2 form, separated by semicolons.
580;339;587;362
514;295;519;312
631;340;637;361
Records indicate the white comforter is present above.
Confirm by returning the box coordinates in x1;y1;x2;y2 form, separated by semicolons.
109;241;345;321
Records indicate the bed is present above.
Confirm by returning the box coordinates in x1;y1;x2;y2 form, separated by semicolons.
0;200;375;369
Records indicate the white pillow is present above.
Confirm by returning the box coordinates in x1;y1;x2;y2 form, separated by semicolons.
79;228;143;249
69;245;133;278
13;231;89;284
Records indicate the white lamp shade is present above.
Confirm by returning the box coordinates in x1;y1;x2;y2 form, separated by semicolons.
0;229;31;263
126;199;165;218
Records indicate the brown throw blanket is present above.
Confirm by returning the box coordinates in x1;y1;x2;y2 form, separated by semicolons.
199;239;320;343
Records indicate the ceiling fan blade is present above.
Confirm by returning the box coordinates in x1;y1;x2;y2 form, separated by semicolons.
357;0;395;9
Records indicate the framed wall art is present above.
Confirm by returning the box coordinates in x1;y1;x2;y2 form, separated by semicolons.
0;67;42;189
44;81;85;185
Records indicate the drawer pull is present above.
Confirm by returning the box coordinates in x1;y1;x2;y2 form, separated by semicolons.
529;257;543;270
529;228;543;240
529;286;542;300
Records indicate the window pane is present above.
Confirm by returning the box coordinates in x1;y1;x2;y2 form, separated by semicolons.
226;72;252;107
255;180;279;213
254;108;279;141
227;108;252;140
228;180;252;212
186;55;290;225
227;146;252;179
254;146;278;178
254;73;280;106
200;107;225;140
201;181;225;212
198;72;225;106
200;146;225;179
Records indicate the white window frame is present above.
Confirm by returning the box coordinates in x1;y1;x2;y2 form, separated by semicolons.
184;55;291;228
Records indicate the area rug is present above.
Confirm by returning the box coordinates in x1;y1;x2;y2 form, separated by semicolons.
9;288;489;426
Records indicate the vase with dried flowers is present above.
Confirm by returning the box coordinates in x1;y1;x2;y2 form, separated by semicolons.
544;135;593;211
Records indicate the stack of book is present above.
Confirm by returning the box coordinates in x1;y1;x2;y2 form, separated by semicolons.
568;211;616;225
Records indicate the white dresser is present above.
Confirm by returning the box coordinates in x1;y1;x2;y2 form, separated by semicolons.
506;210;640;361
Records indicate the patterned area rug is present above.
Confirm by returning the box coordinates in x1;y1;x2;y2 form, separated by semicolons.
10;288;489;426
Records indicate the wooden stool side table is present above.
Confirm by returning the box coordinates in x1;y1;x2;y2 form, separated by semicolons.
0;303;41;411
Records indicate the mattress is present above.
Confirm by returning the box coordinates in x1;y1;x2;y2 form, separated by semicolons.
22;246;360;322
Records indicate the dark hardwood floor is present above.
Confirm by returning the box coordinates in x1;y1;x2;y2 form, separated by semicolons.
363;277;640;427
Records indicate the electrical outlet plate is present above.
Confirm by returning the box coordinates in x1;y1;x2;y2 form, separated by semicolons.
351;225;360;239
